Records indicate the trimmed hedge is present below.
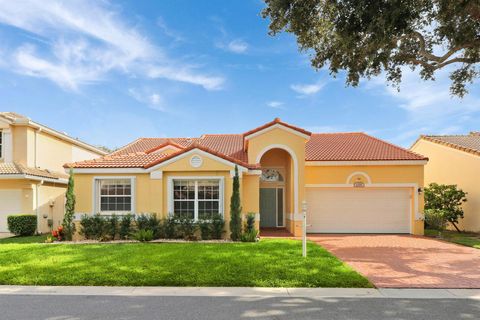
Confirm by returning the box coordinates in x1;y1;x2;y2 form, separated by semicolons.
7;214;37;236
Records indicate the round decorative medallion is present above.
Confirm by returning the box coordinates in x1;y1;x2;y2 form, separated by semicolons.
190;155;203;168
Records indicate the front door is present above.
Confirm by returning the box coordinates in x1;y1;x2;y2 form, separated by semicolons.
260;188;284;227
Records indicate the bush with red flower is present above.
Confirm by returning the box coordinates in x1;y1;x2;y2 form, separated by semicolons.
51;225;65;241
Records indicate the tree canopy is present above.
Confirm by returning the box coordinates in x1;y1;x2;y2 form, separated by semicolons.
262;0;480;97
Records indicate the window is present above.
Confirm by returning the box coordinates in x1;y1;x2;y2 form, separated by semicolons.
172;178;222;220
95;178;134;213
261;168;284;182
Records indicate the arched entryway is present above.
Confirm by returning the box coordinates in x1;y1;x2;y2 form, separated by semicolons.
257;147;296;230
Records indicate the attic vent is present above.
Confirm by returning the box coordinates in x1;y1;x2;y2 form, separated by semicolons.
190;155;203;168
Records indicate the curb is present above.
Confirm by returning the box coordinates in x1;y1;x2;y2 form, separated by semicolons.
0;286;479;299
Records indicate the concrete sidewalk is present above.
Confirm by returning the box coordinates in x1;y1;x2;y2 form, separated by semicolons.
0;286;479;300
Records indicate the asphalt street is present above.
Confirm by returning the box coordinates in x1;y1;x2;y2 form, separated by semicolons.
0;295;478;320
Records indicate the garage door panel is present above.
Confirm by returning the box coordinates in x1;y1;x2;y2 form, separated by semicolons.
0;190;23;232
306;188;411;234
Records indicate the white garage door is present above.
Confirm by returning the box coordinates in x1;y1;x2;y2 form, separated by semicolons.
0;190;23;232
306;188;411;233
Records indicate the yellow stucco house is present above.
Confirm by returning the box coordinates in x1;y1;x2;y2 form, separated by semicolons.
411;132;480;232
0;112;107;234
67;118;428;237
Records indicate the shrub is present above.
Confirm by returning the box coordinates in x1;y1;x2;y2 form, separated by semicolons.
51;225;65;241
229;165;242;241
211;213;225;239
424;209;447;231
164;216;178;239
424;183;467;232
178;218;198;240
107;214;119;240
199;220;212;240
136;213;163;239
7;214;37;236
244;212;256;233
119;214;134;240
132;229;154;242
240;213;258;242
240;229;259;242
62;169;76;241
79;214;108;241
79;215;94;239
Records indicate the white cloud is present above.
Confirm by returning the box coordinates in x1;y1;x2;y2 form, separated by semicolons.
266;101;285;109
216;39;248;54
128;88;164;111
290;81;325;95
0;0;224;91
156;16;185;43
365;66;480;146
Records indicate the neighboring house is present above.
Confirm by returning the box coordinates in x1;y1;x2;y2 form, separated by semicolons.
66;118;428;236
411;132;480;232
0;112;108;234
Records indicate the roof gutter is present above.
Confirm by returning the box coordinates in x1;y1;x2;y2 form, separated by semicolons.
0;174;68;184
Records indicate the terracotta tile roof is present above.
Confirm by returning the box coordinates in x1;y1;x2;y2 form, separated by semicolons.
67;119;426;169
243;118;311;138
112;138;196;155
65;153;170;168
144;143;258;170
421;132;480;157
306;133;427;161
0;162;68;180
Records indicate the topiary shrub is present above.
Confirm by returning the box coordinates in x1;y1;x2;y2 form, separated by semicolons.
7;214;37;236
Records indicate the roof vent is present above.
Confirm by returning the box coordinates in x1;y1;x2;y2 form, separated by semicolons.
190;155;203;168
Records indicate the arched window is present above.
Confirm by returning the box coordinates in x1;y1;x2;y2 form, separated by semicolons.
261;168;284;182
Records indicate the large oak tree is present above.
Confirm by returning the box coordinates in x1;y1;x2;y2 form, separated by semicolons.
262;0;480;96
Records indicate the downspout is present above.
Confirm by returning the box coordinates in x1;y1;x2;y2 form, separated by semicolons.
35;180;43;234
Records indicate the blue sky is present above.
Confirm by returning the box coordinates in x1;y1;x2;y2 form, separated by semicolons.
0;0;478;149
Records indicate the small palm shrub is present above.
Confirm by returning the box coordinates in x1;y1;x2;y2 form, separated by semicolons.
7;214;37;236
132;229;154;242
240;213;258;242
240;229;259;242
211;213;225;239
136;213;163;239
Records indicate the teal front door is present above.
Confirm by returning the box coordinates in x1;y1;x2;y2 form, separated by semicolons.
260;188;284;227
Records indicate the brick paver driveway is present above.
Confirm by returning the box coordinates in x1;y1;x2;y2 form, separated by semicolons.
309;234;480;288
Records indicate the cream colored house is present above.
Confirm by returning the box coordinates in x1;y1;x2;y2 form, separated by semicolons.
0;112;107;234
411;132;480;232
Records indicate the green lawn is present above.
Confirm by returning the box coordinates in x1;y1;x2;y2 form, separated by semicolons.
0;234;48;244
425;229;480;249
0;239;371;287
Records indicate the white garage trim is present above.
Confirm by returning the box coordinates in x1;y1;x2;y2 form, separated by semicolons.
305;182;421;221
307;184;417;234
256;144;299;215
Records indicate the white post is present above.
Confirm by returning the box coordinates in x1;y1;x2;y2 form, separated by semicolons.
302;200;307;258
